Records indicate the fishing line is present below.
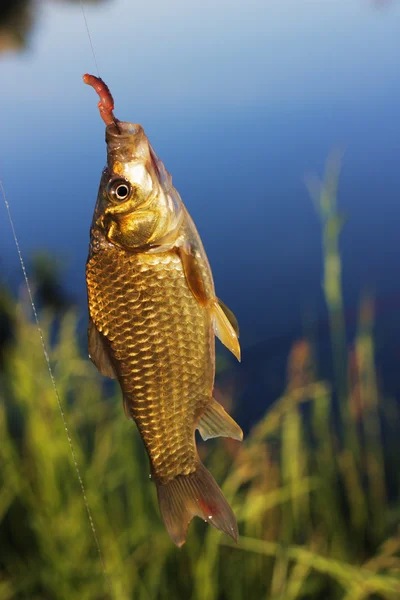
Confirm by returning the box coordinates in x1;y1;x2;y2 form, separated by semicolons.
0;179;111;591
80;0;101;77
75;10;151;598
1;3;110;594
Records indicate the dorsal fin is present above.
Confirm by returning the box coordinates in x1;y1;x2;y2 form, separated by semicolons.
88;318;117;379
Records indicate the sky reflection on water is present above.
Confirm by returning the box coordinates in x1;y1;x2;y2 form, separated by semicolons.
1;0;399;359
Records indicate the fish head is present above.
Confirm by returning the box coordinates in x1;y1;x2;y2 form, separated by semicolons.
93;122;183;250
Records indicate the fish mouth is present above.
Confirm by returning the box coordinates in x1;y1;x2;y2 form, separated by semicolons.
106;121;143;140
106;121;148;166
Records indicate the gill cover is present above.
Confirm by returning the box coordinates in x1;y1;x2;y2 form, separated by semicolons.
94;122;183;250
83;75;183;251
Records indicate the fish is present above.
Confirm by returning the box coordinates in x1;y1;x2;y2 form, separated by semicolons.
83;74;243;547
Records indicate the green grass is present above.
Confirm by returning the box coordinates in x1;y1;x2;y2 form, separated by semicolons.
0;156;400;599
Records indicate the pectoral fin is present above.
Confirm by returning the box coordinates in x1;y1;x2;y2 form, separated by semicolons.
177;242;240;360
211;299;241;361
88;318;117;379
198;398;243;441
177;241;208;306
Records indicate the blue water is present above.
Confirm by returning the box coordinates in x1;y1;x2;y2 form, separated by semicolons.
1;0;400;408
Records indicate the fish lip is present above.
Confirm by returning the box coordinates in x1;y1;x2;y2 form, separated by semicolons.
106;121;143;141
106;121;147;165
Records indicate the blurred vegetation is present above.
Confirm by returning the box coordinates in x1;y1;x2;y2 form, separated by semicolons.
0;0;107;54
1;157;400;599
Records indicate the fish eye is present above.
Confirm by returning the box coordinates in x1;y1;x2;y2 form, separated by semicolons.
107;179;132;202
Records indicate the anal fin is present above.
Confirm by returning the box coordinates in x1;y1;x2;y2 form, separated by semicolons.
198;398;243;441
156;462;238;547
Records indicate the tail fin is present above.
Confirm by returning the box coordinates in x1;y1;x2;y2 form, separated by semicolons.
156;462;238;547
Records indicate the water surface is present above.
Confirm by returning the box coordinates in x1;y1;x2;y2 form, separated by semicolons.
1;0;399;408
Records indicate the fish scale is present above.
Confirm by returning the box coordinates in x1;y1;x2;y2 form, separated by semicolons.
86;232;214;484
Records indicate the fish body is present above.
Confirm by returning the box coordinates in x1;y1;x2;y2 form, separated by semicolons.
84;78;242;546
87;213;215;483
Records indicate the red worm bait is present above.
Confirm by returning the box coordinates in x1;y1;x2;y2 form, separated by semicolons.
83;73;120;130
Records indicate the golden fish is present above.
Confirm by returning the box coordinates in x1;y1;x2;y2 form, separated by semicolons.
84;74;243;546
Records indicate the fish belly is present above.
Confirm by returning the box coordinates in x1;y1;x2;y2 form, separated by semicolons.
86;241;214;483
